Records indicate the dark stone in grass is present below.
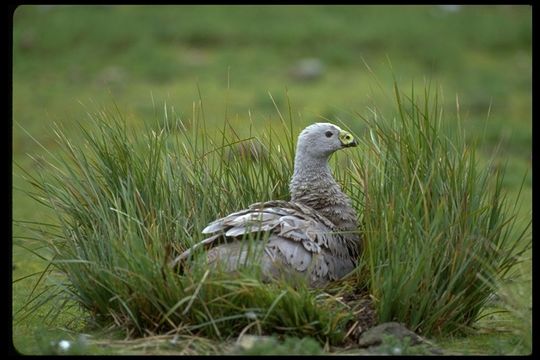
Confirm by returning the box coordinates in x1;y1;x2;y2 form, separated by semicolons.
358;322;423;347
358;322;443;355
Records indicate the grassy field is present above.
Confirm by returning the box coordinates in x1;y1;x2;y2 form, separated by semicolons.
12;5;531;355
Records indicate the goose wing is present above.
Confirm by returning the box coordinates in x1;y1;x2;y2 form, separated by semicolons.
170;200;356;286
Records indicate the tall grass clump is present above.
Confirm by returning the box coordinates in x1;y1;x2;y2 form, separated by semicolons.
15;102;352;343
15;80;529;345
345;81;530;336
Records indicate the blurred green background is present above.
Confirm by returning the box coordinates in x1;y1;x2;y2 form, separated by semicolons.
12;5;531;355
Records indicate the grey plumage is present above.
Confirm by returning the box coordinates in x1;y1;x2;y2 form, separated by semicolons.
172;123;361;288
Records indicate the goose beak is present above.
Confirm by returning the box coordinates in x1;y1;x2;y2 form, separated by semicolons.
339;130;357;148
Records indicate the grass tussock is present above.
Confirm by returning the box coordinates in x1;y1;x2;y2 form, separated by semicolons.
347;81;530;336
16;101;351;344
15;81;529;345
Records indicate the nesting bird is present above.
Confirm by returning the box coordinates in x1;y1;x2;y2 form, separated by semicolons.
172;123;361;288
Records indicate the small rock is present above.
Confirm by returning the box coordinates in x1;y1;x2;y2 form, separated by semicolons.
358;322;443;355
289;58;324;81
358;322;423;348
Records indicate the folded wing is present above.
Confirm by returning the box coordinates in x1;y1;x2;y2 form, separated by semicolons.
171;200;357;287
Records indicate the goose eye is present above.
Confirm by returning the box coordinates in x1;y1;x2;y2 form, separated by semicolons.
325;131;333;138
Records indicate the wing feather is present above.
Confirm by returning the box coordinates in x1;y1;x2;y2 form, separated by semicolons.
174;200;357;286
